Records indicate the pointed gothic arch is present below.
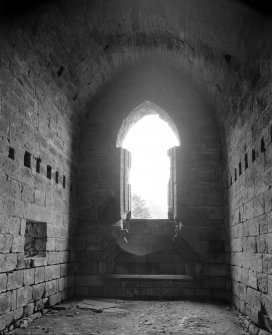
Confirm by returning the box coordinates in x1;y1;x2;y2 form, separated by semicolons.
116;101;181;221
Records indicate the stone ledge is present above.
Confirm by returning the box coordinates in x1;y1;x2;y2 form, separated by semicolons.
106;274;193;280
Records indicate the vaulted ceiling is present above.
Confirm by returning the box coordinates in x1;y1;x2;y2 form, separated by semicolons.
1;0;271;129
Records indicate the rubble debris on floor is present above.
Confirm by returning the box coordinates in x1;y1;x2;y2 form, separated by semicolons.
7;299;254;335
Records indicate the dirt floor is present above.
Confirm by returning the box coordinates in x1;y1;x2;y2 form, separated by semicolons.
11;299;250;335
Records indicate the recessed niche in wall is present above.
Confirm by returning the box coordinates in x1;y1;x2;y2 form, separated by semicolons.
47;165;52;179
245;153;248;170
55;171;59;184
24;220;47;258
252;149;256;162
63;175;66;188
24;151;31;168
36;158;41;173
8;147;15;160
261;137;265;153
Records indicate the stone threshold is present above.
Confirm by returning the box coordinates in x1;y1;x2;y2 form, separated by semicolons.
106;274;193;280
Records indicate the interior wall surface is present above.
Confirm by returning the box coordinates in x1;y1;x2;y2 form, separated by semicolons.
75;61;225;299
0;15;77;333
0;0;271;332
225;56;272;333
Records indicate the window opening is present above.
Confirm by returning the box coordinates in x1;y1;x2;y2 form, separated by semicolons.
122;114;179;219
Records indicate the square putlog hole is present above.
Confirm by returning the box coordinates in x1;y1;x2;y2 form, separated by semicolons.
24;221;47;258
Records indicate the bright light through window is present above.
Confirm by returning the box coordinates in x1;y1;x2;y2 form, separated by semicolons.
122;114;179;219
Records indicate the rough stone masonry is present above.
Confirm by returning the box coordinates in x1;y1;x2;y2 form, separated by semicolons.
0;0;272;334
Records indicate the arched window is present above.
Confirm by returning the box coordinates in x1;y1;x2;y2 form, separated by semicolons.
116;101;180;221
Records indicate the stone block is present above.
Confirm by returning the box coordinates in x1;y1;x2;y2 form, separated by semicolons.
0;291;11;314
7;270;24;290
35;267;45;284
261;294;272;319
0;311;13;331
258;273;268;293
248;269;257;290
45;280;57;297
259;215;268;234
245;303;259;324
0;234;13;253
31;257;47;267
253;194;265;217
24;302;34;316
242;236;256;252
263;254;272;274
48;293;61;307
11;236;24;253
51;265;61;279
267;233;272;253
17;286;32;308
0;253;17;273
246;218;260;236
268;275;272;296
58;278;65;291
24;269;35;286
0;273;7;293
243;252;262;272
257;235;267;253
34;189;45;206
47;252;60;265
13;307;24;321
34;299;43;312
32;283;45;300
264;188;272;213
246;287;261;311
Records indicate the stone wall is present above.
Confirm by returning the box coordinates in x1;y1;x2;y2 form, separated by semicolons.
0;20;77;333
0;0;271;332
75;61;225;299
225;58;272;333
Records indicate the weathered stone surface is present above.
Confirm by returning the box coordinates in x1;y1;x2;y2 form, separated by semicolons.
0;273;7;293
35;267;45;284
7;270;24;290
0;254;17;273
32;283;45;300
24;269;35;286
0;0;271;333
0;292;11;314
11;236;24;253
48;293;61;307
0;234;12;253
0;311;13;331
45;280;57;297
17;286;32;308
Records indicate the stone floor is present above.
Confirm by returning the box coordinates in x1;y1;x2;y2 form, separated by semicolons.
11;299;250;335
